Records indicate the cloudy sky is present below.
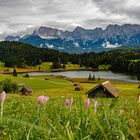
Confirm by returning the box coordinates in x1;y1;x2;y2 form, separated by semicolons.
0;0;140;39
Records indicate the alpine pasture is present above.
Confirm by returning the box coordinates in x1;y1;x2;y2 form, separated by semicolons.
0;73;140;139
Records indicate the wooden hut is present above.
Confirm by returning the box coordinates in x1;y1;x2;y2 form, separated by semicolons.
20;86;32;96
86;81;120;98
75;84;83;91
73;83;79;86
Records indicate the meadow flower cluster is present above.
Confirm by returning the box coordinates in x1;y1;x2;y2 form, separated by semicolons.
37;95;98;113
0;93;139;140
38;95;50;104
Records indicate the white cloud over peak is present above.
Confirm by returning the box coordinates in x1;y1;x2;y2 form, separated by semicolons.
0;0;140;38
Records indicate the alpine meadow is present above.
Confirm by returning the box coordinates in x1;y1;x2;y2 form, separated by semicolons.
0;0;140;139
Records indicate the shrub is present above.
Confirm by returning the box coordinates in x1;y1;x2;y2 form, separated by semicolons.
24;74;30;78
138;85;140;89
0;79;18;93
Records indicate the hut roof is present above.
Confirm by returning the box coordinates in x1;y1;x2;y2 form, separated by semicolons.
86;81;120;97
20;86;32;93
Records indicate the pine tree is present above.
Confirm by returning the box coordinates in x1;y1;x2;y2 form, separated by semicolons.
13;68;17;77
88;73;92;80
92;75;96;81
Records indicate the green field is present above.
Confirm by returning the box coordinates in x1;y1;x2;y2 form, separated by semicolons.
0;74;140;139
0;62;87;74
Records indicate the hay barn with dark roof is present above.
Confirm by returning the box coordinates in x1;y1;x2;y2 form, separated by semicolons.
86;81;120;98
20;86;32;96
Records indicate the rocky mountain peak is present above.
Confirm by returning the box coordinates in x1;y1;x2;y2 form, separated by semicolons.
35;26;64;38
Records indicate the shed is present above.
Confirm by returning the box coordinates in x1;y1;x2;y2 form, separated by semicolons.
20;86;32;96
86;81;120;98
73;83;79;86
75;83;83;91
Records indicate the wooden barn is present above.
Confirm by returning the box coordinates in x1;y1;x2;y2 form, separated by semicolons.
86;81;120;98
74;83;83;91
20;86;32;96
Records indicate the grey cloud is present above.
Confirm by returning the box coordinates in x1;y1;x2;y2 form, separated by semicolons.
92;0;140;19
0;0;140;39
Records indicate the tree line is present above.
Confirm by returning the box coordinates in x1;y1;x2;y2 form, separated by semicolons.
0;41;140;73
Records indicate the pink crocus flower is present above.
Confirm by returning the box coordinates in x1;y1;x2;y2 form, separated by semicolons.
1;91;6;103
1;91;6;117
44;96;49;103
93;99;98;113
65;98;73;109
84;98;90;110
138;94;140;103
38;96;49;105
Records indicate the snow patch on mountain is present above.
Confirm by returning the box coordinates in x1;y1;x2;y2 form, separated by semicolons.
38;35;58;39
102;41;121;48
58;47;64;50
45;43;54;49
73;42;80;48
40;44;43;48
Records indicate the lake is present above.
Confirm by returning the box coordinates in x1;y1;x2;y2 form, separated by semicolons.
25;70;140;83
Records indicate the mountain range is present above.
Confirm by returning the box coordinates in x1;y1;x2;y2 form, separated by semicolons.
5;24;140;53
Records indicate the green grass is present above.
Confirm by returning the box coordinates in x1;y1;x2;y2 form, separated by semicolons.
37;62;52;71
0;95;140;139
129;59;140;62
0;62;5;71
0;74;139;97
0;62;86;73
0;74;140;139
98;64;111;71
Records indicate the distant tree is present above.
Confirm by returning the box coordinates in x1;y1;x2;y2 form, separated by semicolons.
62;64;66;69
92;75;96;81
38;66;41;71
51;59;62;69
13;68;17;77
88;73;92;81
98;76;100;81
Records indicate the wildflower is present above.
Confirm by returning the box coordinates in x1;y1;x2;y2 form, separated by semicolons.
43;96;49;103
65;98;73;110
1;91;6;103
84;98;90;110
1;91;6;117
38;96;49;105
138;94;140;102
93;99;98;113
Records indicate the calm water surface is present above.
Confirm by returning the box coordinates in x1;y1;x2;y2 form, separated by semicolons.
26;71;140;83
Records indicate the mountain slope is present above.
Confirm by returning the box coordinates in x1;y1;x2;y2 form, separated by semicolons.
5;24;140;53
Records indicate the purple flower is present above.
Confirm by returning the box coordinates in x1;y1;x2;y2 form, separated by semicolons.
65;98;73;109
1;91;6;103
138;94;140;102
84;98;90;110
44;96;49;103
1;91;6;117
38;96;49;104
